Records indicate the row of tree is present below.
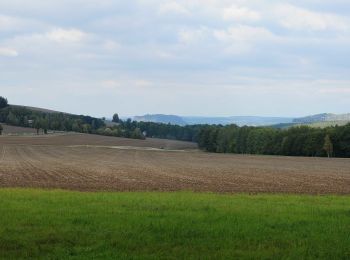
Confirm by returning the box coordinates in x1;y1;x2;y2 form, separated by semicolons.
123;120;201;141
197;124;350;158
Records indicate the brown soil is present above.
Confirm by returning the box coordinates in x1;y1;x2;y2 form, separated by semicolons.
0;134;349;194
0;133;198;150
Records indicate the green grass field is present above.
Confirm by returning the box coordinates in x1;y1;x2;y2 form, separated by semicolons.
1;189;350;259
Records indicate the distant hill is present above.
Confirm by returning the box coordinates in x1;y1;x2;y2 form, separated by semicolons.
293;113;350;124
133;114;187;126
183;116;294;126
133;113;350;127
133;114;294;126
271;113;350;129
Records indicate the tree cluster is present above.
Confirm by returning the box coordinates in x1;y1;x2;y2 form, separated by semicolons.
133;121;201;142
197;124;350;158
93;119;202;141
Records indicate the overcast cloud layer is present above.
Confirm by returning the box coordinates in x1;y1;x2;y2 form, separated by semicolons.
1;0;350;117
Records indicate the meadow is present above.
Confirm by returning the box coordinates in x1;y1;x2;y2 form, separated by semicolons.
1;189;350;259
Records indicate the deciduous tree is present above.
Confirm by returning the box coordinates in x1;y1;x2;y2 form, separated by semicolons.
323;134;333;158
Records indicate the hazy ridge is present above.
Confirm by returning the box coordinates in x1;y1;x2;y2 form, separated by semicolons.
133;113;350;127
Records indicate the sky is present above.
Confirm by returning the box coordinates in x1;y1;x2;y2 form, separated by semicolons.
1;0;350;118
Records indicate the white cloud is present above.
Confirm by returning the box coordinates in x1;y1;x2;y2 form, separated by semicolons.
0;14;46;32
1;0;350;116
276;4;348;31
223;5;261;22
102;40;121;51
212;25;276;54
0;15;21;31
320;88;350;94
134;79;153;87
101;80;121;90
214;25;273;42
178;27;208;44
159;2;189;15
45;28;87;43
0;47;18;57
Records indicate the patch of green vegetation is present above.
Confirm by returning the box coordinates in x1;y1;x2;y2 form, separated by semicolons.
1;189;350;259
272;121;350;129
308;120;350;128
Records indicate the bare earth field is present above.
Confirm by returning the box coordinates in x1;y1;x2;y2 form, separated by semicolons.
0;132;198;150
0;133;349;194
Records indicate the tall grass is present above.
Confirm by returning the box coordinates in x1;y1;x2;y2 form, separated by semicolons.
1;189;349;259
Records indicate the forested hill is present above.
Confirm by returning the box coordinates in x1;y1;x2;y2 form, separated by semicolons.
0;103;106;135
0;96;200;141
10;105;69;115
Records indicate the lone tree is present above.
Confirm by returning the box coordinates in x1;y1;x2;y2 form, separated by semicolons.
112;113;120;123
0;96;8;109
0;124;3;135
323;134;333;158
42;118;49;134
33;119;41;135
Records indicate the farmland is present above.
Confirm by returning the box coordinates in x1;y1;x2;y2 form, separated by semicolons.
0;133;349;194
1;132;350;259
1;124;39;135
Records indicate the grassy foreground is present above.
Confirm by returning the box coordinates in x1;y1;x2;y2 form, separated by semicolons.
1;189;350;259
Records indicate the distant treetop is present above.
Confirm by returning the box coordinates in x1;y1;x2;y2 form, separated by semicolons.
0;96;8;109
112;113;120;123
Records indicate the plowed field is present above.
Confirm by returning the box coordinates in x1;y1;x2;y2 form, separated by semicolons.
0;134;349;194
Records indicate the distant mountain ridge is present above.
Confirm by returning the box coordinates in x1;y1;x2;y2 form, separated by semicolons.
133;114;187;126
183;116;294;126
133;113;350;127
133;114;294;126
293;113;350;124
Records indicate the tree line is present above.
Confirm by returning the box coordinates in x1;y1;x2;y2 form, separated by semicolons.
197;124;350;158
